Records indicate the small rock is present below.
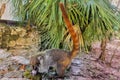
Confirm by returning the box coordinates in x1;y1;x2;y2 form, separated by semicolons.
0;59;13;70
25;38;33;45
72;58;82;65
8;49;28;56
0;49;6;54
16;38;26;46
11;29;17;35
8;41;16;47
0;64;8;70
0;49;11;59
3;71;23;78
10;56;30;65
70;66;81;76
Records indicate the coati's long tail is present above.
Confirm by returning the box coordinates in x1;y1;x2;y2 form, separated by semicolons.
59;3;79;59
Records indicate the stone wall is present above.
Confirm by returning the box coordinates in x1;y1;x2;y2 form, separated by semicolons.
0;23;40;49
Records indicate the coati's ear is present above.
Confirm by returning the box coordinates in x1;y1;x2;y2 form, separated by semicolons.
37;54;44;60
30;55;39;66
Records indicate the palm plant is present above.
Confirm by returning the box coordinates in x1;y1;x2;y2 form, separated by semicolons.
11;0;120;52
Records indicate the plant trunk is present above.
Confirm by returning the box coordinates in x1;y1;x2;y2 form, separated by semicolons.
98;38;107;61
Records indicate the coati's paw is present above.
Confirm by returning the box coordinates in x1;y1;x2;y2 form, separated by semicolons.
50;73;70;79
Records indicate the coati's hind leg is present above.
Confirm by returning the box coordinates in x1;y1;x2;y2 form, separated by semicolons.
55;57;71;78
56;64;65;78
56;63;69;78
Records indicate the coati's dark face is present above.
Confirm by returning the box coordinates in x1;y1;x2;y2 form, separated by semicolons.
30;57;39;76
37;55;49;73
31;54;49;75
31;65;39;76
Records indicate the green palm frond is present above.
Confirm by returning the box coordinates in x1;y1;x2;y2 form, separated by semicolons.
68;0;120;46
12;0;120;51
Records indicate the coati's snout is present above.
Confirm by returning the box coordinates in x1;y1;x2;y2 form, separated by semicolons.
30;54;48;75
31;68;38;76
31;61;39;76
30;55;40;76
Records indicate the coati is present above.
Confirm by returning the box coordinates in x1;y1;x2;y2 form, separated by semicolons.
30;2;80;77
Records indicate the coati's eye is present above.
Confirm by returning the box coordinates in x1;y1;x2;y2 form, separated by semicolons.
32;65;38;70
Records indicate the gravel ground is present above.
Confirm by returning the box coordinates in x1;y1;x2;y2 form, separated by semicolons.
0;39;120;80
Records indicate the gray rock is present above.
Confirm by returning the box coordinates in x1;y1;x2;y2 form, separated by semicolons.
3;71;23;78
0;49;11;59
0;59;13;70
10;56;30;65
72;58;82;65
